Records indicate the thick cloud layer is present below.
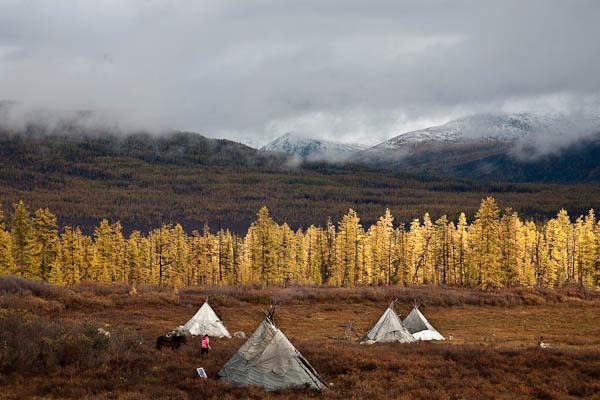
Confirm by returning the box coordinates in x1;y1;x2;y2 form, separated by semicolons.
1;0;599;145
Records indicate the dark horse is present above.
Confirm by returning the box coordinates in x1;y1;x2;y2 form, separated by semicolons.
156;334;187;350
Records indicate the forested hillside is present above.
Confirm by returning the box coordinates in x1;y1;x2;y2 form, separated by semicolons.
1;198;598;289
359;135;600;183
1;131;600;234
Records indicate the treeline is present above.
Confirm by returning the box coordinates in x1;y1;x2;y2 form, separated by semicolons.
0;198;598;289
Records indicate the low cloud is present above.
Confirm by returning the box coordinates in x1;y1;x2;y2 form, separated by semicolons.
0;1;599;147
511;112;600;160
0;101;165;136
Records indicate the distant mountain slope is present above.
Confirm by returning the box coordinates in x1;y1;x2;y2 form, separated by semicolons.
0;128;286;168
451;134;600;183
372;113;535;151
356;113;600;183
262;132;367;161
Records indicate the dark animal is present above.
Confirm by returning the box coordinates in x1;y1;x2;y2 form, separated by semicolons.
156;334;187;350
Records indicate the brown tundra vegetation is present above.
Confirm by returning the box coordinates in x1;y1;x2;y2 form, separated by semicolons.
0;276;599;400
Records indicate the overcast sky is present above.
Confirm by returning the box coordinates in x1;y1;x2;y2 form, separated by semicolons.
1;0;600;145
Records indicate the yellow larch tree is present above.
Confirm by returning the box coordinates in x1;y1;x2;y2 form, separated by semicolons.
499;209;524;287
334;209;362;286
432;215;451;286
127;231;143;285
392;224;409;286
546;210;571;286
248;207;280;285
80;233;96;282
93;219;114;283
32;208;59;281
278;223;297;286
59;227;86;285
293;228;309;284
48;247;65;286
11;201;37;279
111;222;127;283
369;209;394;285
453;213;469;286
216;229;236;285
534;224;555;287
322;219;336;284
231;234;244;285
188;230;205;285
360;229;373;285
519;220;537;287
421;213;435;284
595;219;600;288
576;210;597;288
202;225;219;285
0;203;14;275
164;224;189;287
407;218;422;284
303;225;323;284
469;197;502;288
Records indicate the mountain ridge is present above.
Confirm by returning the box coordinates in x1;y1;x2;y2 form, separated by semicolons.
2;111;600;183
261;132;367;162
353;112;600;183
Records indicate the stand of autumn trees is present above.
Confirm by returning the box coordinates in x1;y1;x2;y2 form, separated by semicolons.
0;198;598;289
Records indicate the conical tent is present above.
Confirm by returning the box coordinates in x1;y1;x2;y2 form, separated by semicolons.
360;302;415;344
219;316;327;391
181;301;232;338
402;306;444;341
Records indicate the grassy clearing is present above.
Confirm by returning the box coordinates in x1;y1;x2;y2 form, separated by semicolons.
0;277;599;399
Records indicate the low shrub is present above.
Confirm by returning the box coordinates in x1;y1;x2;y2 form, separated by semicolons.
0;275;60;298
0;293;66;313
0;309;110;374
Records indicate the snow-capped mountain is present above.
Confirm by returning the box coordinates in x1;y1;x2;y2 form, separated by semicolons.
371;113;574;151
234;137;264;149
355;112;600;182
360;113;600;157
261;132;367;161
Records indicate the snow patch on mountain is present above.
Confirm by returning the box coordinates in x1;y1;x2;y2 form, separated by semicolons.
261;132;367;161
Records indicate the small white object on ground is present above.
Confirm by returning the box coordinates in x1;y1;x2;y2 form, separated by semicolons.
196;368;207;378
97;327;111;337
412;329;445;341
233;331;246;339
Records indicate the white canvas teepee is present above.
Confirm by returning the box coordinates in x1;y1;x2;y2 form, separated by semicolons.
402;305;444;341
360;301;415;344
181;301;231;338
219;315;327;391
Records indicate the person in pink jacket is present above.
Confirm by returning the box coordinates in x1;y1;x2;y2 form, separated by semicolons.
200;334;210;355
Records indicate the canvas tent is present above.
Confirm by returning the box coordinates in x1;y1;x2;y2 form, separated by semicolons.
360;301;415;344
180;301;231;338
219;314;327;391
402;305;444;341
